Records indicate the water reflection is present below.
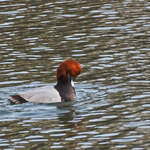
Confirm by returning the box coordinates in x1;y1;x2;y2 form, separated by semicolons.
0;0;150;149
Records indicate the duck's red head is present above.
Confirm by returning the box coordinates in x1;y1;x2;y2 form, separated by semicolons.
56;59;81;83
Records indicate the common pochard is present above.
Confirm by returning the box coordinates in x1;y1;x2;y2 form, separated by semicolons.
9;59;81;103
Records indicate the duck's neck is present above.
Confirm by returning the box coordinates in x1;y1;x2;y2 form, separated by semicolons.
55;80;76;102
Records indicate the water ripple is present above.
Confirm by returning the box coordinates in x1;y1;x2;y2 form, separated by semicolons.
0;0;150;149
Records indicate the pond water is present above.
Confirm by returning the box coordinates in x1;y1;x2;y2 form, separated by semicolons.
0;0;150;149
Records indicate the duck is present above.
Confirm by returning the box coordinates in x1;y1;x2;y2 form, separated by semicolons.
9;59;81;104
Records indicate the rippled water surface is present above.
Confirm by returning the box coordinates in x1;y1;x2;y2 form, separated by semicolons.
0;0;150;149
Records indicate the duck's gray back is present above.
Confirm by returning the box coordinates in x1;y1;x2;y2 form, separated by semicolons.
9;86;61;103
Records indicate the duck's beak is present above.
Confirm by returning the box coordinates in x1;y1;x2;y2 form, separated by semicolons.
71;79;74;87
70;76;76;87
